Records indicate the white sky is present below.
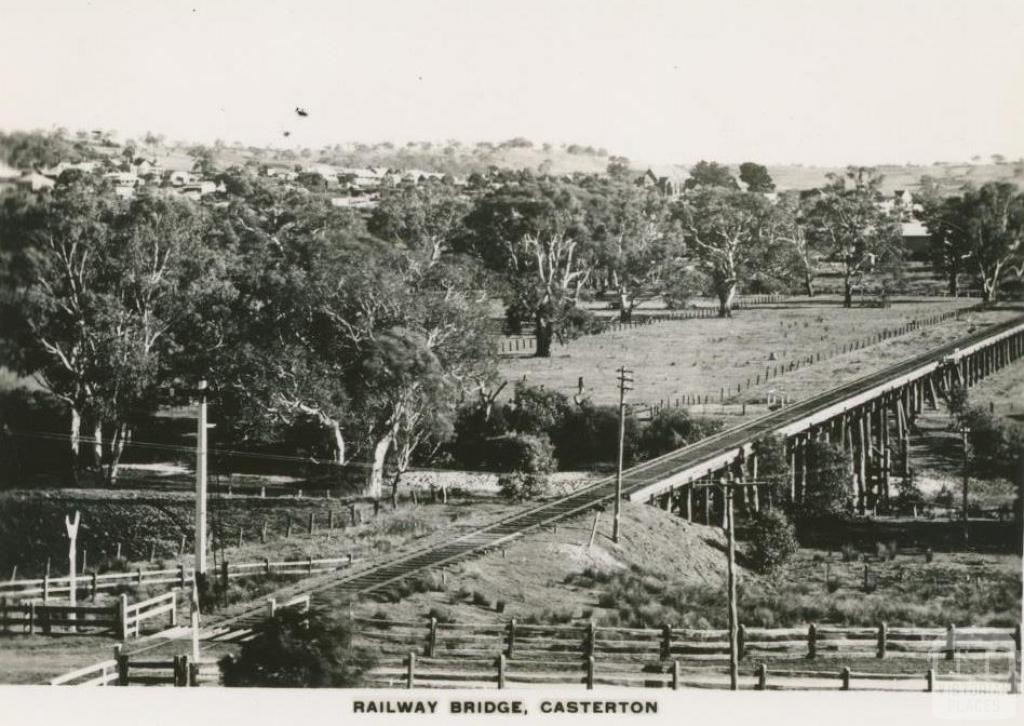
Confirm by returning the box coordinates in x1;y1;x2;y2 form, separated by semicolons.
1;0;1022;166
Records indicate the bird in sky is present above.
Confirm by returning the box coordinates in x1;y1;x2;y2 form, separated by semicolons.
295;107;309;117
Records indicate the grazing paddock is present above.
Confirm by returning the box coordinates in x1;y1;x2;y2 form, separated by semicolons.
499;299;986;407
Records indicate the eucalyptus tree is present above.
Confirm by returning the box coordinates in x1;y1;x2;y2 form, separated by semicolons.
803;167;905;307
674;188;779;317
0;176;214;483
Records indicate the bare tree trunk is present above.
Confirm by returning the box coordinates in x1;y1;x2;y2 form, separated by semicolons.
804;270;815;298
948;265;959;297
618;286;633;322
366;434;392;501
69;408;81;485
92;421;104;486
330;420;345;464
534;312;553;358
717;284;736;318
104;422;129;485
843;271;854;308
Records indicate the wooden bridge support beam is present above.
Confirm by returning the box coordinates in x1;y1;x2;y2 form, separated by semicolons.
856;411;867;514
880;402;891;504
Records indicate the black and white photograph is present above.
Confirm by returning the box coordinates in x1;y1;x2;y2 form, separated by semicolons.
0;1;1021;724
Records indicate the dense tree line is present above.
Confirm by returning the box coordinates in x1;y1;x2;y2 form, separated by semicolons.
2;150;1021;499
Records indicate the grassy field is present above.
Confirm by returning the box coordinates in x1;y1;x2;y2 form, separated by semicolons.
499;299;1001;408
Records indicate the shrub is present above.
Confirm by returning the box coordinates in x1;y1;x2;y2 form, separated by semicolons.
662;266;711;310
506;382;571;438
486;433;556;474
427;606;456;623
220;610;376;687
746;510;799;574
471;590;492;607
635;408;724;461
553;402;640;469
449;403;510;469
555;306;606;341
497;472;551;502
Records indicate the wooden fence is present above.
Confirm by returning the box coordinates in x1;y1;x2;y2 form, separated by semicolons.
495;295;785;356
354;618;1021;691
49;650;220;686
0;600;119;635
119;591;177;639
0;555;354;602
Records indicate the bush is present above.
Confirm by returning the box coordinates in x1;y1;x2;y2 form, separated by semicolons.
553;402;640;469
220;610;376;687
662;266;711;310
471;590;492;607
555;306;606;341
506;382;571;438
449;403;510;469
746;510;799;574
497;472;551;502
486;433;556;473
635;408;724;461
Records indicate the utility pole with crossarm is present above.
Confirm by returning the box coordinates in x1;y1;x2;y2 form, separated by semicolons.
613;367;634;543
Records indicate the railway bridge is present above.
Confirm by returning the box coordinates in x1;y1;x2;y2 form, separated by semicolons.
308;313;1024;599
626;314;1024;523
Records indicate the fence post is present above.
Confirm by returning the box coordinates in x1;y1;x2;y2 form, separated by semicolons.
169;591;177;627
808;623;817;659
586;655;595;690
308;513;314;535
177;564;185;589
757;663;767;690
406;652;416;689
267;597;276;617
117;652;129;685
927;669;935;692
172;655;183;687
43;574;50;603
738;623;746;660
428;616;438;657
586;620;596;657
660;624;672;660
497;653;506;689
189;663;198;687
672;660;680;690
221;560;229;591
91;571;98;602
841;666;851;691
119;594;128;640
264;557;271;575
307;556;313;575
877;621;887;658
946;624;956;661
28;601;35;634
506;618;516;658
0;597;5;634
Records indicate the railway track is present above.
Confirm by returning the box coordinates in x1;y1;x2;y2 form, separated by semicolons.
135;313;1024;643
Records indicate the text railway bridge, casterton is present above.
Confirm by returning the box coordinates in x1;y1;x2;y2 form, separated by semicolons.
123;313;1024;649
266;312;1024;605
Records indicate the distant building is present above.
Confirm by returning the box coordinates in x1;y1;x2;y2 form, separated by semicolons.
168;170;193;187
16;172;57;192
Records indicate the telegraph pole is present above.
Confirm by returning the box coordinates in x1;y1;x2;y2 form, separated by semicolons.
613;367;634;543
725;486;739;691
960;425;970;547
196;380;209;577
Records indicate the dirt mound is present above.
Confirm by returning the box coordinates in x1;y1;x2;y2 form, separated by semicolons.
354;502;737;624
